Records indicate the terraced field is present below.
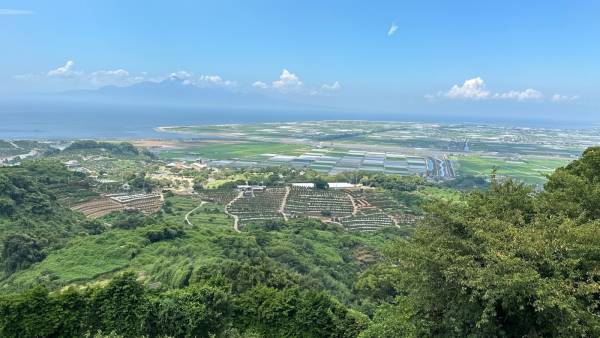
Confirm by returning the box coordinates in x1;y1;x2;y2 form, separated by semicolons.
340;209;395;232
194;186;410;233
284;187;354;217
71;198;122;218
347;189;418;227
226;188;287;227
196;189;239;205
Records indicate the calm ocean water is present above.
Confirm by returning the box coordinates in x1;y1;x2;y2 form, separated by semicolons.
0;105;596;140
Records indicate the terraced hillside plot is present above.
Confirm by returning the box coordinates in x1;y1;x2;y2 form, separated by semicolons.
71;198;122;219
364;191;404;211
47;180;100;206
347;189;402;210
284;187;353;217
196;189;239;205
348;189;417;226
226;188;286;227
72;193;163;218
340;210;395;232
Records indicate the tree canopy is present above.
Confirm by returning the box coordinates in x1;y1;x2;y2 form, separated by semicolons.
2;148;600;337
359;147;600;337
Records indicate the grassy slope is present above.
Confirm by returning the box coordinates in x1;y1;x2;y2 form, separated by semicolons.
3;195;392;304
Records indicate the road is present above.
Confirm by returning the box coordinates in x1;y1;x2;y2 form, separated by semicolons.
184;201;206;226
224;191;244;232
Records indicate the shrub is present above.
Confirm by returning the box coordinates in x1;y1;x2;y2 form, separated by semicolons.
2;233;46;274
145;226;186;243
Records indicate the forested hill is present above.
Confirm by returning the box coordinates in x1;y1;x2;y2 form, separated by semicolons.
360;147;600;337
62;140;157;159
0;160;93;278
0;148;599;337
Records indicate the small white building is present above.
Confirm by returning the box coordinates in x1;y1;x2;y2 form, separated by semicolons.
328;182;357;189
64;160;80;169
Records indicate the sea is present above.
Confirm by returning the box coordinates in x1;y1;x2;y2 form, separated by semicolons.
0;104;597;140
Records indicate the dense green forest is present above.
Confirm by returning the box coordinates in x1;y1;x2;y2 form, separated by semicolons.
0;160;93;278
1;147;599;337
63;141;157;159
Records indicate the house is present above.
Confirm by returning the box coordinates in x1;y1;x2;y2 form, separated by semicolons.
64;160;80;169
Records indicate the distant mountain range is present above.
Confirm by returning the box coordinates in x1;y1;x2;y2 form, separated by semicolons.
42;76;311;110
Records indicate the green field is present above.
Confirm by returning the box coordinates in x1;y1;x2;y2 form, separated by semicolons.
158;142;308;160
453;155;571;185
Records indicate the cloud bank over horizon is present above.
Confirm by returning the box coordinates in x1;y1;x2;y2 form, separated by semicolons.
13;61;341;98
0;9;33;15
428;77;573;104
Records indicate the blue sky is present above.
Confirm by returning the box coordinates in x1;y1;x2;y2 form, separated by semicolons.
1;0;599;119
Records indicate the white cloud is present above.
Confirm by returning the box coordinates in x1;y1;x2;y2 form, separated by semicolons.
432;77;546;102
198;75;236;87
168;71;193;80
494;88;543;101
16;63;338;95
387;23;399;36
47;60;80;77
163;72;235;87
252;81;268;89
321;81;341;91
199;75;222;83
0;9;33;15
89;69;144;87
254;71;338;96
272;69;303;91
444;77;490;100
17;61;145;89
19;63;235;90
551;94;579;102
312;81;342;96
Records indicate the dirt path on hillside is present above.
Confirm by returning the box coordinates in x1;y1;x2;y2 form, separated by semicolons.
185;201;206;226
224;191;244;232
279;186;290;221
347;193;358;216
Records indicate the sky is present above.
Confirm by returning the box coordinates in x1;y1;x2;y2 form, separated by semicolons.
1;0;599;122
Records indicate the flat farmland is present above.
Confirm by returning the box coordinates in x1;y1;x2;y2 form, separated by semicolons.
453;155;570;185
158;141;309;160
153;120;595;184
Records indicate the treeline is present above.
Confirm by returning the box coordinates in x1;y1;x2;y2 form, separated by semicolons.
357;147;600;337
360;174;427;191
0;272;366;337
64;141;156;159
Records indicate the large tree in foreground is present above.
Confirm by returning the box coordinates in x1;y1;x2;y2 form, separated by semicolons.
361;147;600;337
